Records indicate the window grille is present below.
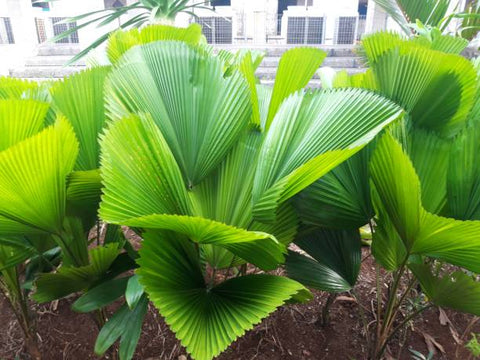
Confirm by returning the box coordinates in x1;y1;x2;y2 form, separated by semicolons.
286;16;324;44
0;18;14;44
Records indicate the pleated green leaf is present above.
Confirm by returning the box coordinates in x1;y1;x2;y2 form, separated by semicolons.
286;228;361;292
0;99;49;151
428;33;469;54
124;216;284;271
361;31;468;67
253;88;402;222
407;129;451;214
410;264;480;316
33;243;119;303
105;41;251;186
371;45;476;137
257;84;273;130
265;47;326;130
0;118;78;235
51;66;110;171
373;0;450;34
446;126;480;220
100;113;192;222
66;169;103;210
294;146;374;229
0;77;39;99
371;132;480;272
370;186;408;271
137;232;310;360
360;31;406;64
106;23;204;64
0;242;37;271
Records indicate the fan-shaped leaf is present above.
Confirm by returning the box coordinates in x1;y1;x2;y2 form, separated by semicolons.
106;23;204;64
294;146;374;229
100;113;192;222
0;118;78;235
105;41;251;186
137;232;310;360
371;45;476;137
51;66;110;171
253;88;402;222
0;99;49;151
287;228;361;292
410;264;480;315
371;132;480;272
266;47;326;130
34;243;119;302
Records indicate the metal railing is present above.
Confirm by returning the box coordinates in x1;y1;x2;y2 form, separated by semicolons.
0;17;14;44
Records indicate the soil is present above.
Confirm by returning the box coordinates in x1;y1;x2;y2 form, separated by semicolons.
1;249;479;360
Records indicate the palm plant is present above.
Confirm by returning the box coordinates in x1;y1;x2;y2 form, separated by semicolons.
0;67;120;358
286;31;480;359
373;0;480;42
36;0;211;64
77;22;403;359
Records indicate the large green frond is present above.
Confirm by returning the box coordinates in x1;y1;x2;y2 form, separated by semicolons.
410;264;480;315
287;228;361;292
253;88;402;222
137;232;309;360
294;146;374;229
265;47;326;130
124;216;284;270
371;45;476;137
51;66;110;171
106;23;203;64
371;132;480;272
100;113;192;222
446;126;480;220
0;118;78;235
0;77;39;99
406;129;451;214
33;243;119;302
0;99;49;151
106;41;251;185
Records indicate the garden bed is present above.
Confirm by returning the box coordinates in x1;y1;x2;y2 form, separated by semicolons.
1;249;478;360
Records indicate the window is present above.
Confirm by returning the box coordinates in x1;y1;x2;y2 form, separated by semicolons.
197;17;232;44
0;18;14;44
287;16;324;44
335;17;357;44
52;17;79;44
211;0;231;6
296;0;313;6
104;0;126;9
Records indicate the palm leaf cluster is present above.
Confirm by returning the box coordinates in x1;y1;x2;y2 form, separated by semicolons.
2;21;480;360
0;23;404;360
287;27;480;340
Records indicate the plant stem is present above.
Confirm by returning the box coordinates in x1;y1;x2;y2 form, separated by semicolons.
351;289;370;350
379;304;433;357
320;292;336;326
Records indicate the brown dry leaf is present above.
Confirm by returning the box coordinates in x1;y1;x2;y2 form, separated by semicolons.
438;307;451;326
438;307;461;344
335;296;356;303
423;332;446;355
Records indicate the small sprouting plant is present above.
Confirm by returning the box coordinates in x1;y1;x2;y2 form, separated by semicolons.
466;333;480;358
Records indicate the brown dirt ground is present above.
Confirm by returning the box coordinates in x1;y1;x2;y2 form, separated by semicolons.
1;249;480;360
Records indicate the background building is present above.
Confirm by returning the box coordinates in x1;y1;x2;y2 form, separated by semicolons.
0;0;468;76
